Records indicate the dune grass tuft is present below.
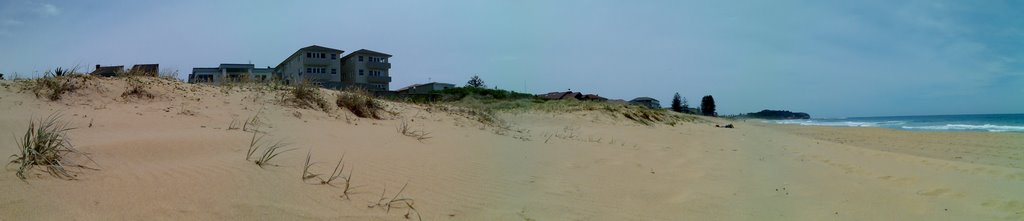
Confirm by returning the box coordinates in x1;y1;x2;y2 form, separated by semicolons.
9;114;95;180
370;182;421;220
397;120;432;142
120;77;155;99
245;131;292;168
285;82;329;111
336;87;383;119
301;151;356;199
20;67;89;101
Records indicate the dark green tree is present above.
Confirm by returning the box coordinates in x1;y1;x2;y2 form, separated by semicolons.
466;75;486;88
681;97;689;113
671;93;683;112
700;95;716;116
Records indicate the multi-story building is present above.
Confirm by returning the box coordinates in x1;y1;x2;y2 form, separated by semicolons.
188;64;273;84
273;45;344;87
340;49;392;92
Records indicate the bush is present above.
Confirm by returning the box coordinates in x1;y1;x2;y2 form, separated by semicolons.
438;86;535;100
336;87;383;119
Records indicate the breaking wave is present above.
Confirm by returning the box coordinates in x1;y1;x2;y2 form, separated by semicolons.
901;124;1024;132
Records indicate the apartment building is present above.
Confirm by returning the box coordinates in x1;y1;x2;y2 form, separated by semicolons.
340;49;392;92
188;64;273;84
273;45;344;87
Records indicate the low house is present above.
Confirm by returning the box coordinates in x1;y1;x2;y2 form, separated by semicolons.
581;94;608;101
396;82;455;95
540;91;607;101
189;64;274;84
129;64;159;76
629;97;661;109
540;91;582;100
90;64;124;77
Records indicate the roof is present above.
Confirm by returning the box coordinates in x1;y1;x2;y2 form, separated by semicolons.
130;64;158;72
630;97;659;102
341;49;392;62
219;63;255;69
300;45;343;53
90;65;123;76
539;91;584;100
275;45;345;72
396;82;454;92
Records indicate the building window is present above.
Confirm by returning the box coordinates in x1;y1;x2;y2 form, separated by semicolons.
320;53;325;58
306;52;311;58
321;68;326;73
358;56;363;62
331;54;337;59
331;69;337;74
359;69;364;75
306;68;311;73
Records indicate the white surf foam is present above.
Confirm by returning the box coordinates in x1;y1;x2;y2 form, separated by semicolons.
901;124;1024;132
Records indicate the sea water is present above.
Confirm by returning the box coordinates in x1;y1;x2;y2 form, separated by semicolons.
771;114;1024;132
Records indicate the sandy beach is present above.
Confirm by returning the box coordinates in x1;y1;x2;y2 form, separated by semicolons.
1;77;1022;220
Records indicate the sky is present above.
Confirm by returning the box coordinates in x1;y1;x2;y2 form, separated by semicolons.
0;0;1022;118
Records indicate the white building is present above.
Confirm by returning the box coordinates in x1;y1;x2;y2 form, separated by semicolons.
273;45;344;87
189;64;273;84
340;49;392;92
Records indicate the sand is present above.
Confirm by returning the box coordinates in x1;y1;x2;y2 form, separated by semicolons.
1;77;1022;220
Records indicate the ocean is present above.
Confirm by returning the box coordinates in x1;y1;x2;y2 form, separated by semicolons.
770;114;1024;132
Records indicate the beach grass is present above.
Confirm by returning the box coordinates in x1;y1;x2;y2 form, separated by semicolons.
9;114;93;180
336;87;383;119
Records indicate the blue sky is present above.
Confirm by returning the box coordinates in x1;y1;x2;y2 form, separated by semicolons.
1;0;1021;117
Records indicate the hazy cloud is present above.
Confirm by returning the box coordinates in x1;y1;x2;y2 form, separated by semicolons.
1;19;23;26
36;3;60;17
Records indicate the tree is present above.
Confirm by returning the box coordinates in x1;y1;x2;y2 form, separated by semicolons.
681;97;689;113
700;95;716;116
467;75;486;88
671;93;683;112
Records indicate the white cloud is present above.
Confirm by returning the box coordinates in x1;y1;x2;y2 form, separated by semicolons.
1;19;24;26
36;3;60;17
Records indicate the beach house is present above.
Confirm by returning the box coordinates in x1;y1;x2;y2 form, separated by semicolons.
188;64;273;84
273;45;344;87
396;82;455;95
340;49;392;92
629;97;661;109
90;64;124;77
128;64;159;76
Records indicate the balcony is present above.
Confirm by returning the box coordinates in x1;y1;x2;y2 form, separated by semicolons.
367;75;391;83
366;61;391;69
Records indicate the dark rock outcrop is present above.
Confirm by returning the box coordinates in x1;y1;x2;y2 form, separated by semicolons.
742;109;810;119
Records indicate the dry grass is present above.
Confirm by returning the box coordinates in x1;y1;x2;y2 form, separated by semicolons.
121;77;155;99
302;151;356;199
8;114;95;180
245;131;292;168
242;110;265;132
336;87;383;119
19;67;90;101
370;182;422;220
397;120;432;142
284;82;329;111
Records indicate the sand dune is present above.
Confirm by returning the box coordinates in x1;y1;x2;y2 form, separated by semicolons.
1;77;1022;220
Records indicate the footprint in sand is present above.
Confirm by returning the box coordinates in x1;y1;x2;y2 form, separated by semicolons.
1003;172;1024;181
981;200;1024;218
916;188;951;197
